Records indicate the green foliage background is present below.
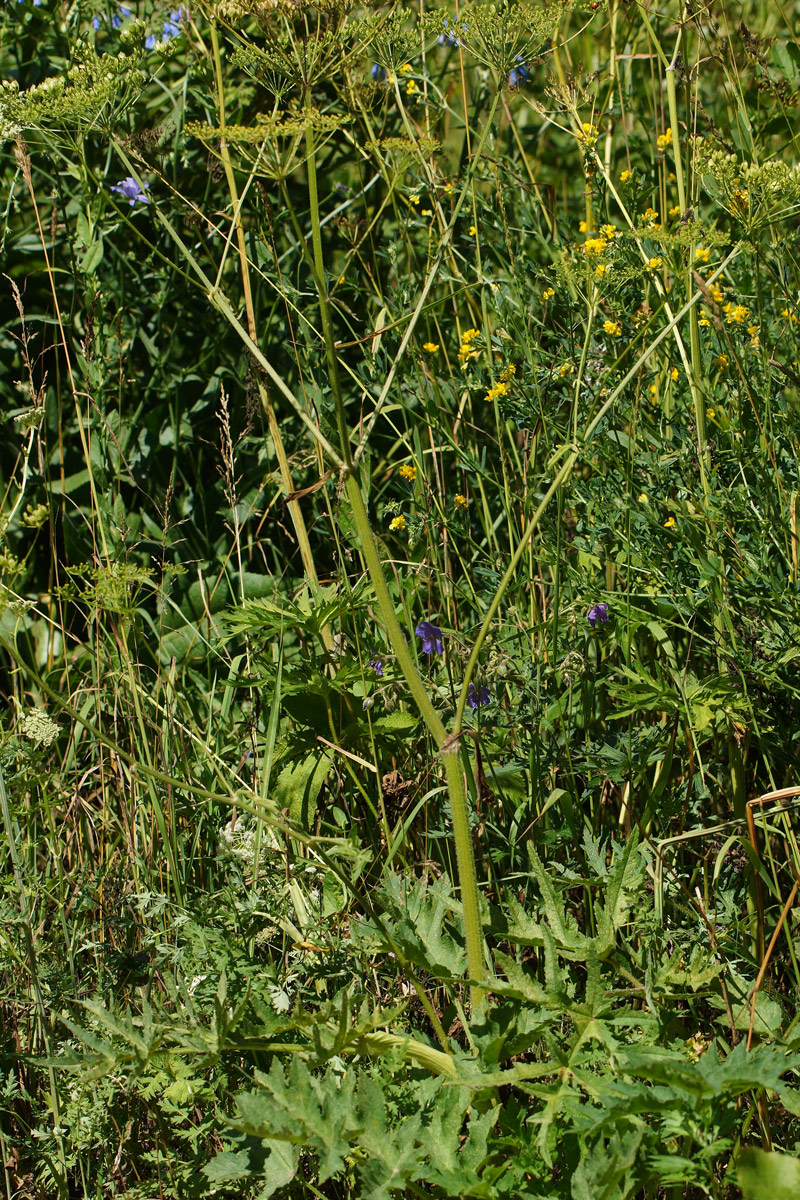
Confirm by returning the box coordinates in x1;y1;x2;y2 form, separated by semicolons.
2;0;800;1196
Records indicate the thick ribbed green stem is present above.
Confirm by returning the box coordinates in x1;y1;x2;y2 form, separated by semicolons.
344;476;486;1009
301;100;488;1009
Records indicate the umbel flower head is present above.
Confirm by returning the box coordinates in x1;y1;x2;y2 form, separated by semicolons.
587;603;609;628
415;621;443;656
467;683;490;708
111;176;150;205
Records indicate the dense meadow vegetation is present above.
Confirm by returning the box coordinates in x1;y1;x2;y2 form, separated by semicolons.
3;0;800;1195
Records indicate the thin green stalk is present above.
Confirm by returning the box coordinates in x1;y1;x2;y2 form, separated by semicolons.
453;251;739;729
0;763;68;1198
208;23;328;616
111;141;344;468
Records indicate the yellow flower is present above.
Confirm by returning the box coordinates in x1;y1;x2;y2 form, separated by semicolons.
541;286;555;300
663;516;676;528
709;284;723;303
643;207;658;222
669;205;680;218
649;383;658;398
646;257;663;270
600;223;616;239
707;408;716;419
594;264;609;279
558;362;574;378
499;363;516;380
603;319;622;336
469;224;477;236
715;353;729;370
406;80;418;95
458;330;480;364
454;494;468;508
584;237;608;255
399;464;417;482
389;514;406;531
399;63;412;73
671;367;679;380
782;308;798;325
668;172;676;182
485;381;509;401
695;246;710;263
656;126;673;149
638;492;649;503
579;122;599;146
619;169;632;183
723;302;749;325
579;220;588;233
408;195;420;206
423;342;439;353
421;208;432;216
699;310;711;327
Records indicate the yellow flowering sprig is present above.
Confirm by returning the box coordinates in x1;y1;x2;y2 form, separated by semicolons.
485;381;508;402
457;327;481;366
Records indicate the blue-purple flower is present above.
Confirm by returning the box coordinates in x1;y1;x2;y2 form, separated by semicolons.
509;58;530;88
369;658;384;678
438;18;466;47
467;683;490;709
111;177;150;206
587;603;609;628
92;5;131;28
145;6;184;48
370;63;387;81
415;621;443;656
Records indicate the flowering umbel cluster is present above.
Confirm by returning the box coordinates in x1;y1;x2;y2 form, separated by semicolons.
0;43;145;142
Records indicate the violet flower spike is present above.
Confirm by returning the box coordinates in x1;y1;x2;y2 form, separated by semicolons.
587;603;610;629
369;658;384;678
111;177;150;206
467;683;490;709
415;621;443;656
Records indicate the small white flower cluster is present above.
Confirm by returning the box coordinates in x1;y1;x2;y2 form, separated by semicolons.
19;707;59;748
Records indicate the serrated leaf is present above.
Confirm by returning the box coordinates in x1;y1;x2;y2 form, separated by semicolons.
203;1148;252;1184
273;750;333;828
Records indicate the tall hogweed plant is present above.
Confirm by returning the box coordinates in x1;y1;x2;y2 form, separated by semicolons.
3;0;800;1196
